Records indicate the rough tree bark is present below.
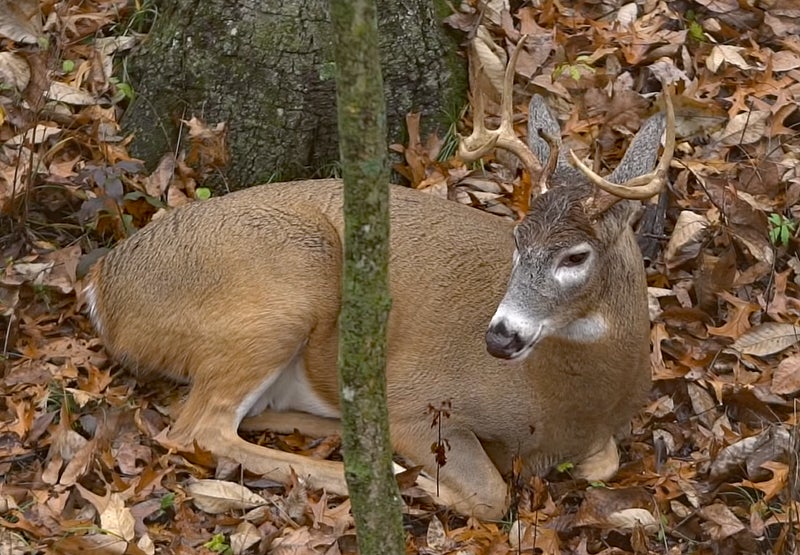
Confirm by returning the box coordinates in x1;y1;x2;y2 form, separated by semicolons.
332;0;404;552
122;0;465;188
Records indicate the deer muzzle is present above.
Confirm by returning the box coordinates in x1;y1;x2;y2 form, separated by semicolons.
485;315;544;361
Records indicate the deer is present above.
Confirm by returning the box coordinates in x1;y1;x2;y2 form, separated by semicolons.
84;38;675;520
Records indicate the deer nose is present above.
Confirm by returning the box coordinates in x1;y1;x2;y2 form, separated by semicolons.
485;320;527;359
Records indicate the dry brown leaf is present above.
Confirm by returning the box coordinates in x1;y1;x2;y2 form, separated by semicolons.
46;81;97;105
39;245;81;293
573;487;655;530
707;292;758;338
270;526;337;555
99;492;136;542
187;479;267;514
699;503;745;540
508;521;560;554
687;382;716;428
606;508;658;533
664;210;709;269
706;45;752;72
615;3;638;28
144;154;176;197
0;0;43;44
765;11;800;36
740;461;789;502
231;521;261;555
137;533;155;555
770;49;800;71
694;0;738;13
481;0;509;27
709;426;792;482
728;323;800;357
771;354;800;394
426;516;450;551
309;495;352;537
58;437;96;486
0;52;30;91
7;125;61;146
471;25;506;102
712;110;770;146
50;534;128;555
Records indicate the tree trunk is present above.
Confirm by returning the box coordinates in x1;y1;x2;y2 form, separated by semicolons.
332;0;405;552
122;0;465;189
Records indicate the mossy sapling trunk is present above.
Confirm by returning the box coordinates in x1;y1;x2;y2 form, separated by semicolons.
330;0;405;552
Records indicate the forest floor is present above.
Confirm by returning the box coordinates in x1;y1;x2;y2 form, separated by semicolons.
1;0;799;553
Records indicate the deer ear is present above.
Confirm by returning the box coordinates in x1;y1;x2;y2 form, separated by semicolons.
527;95;561;165
588;200;642;247
528;96;586;191
607;113;667;184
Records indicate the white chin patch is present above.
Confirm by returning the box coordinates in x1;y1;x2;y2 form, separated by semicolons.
560;313;609;342
505;341;536;362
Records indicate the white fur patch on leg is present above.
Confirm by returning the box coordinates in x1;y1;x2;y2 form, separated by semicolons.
83;281;104;336
575;437;619;482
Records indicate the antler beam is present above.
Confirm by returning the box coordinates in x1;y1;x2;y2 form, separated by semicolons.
458;36;542;184
570;88;675;200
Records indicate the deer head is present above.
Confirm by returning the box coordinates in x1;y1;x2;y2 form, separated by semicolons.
459;36;675;360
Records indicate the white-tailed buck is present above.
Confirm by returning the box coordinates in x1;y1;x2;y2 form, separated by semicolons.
86;41;674;519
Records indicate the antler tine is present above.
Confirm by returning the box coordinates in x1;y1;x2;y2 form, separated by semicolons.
458;36;542;181
569;87;675;200
535;130;559;196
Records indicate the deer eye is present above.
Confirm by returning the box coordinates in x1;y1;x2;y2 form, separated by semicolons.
560;251;589;268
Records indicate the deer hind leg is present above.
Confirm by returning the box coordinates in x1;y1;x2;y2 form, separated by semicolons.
168;338;349;496
574;436;619;481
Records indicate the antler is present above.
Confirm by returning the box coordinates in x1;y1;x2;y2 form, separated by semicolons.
570;87;675;201
458;36;542;187
536;130;559;196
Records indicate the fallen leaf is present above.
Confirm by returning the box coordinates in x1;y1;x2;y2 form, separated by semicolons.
426;516;449;551
6;125;61;146
46;81;97;105
0;0;43;44
508;520;560;554
771;354;800;394
471;25;506;103
231;521;261;555
50;534;127;555
712;110;770;146
728;323;800;357
187;479;267;514
664;210;709;269
607;508;658;533
699;503;745;540
707;45;751;72
740;461;789;502
0;52;30;91
100;493;136;542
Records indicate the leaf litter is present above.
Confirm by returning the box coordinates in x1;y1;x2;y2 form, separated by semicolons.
1;0;799;553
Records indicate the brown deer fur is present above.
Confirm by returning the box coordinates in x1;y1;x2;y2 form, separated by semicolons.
86;178;653;519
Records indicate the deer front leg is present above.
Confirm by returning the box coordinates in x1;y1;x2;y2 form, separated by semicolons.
240;410;342;437
393;423;509;520
574;436;619;481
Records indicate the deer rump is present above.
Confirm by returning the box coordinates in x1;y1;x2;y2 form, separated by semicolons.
86;77;672;519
